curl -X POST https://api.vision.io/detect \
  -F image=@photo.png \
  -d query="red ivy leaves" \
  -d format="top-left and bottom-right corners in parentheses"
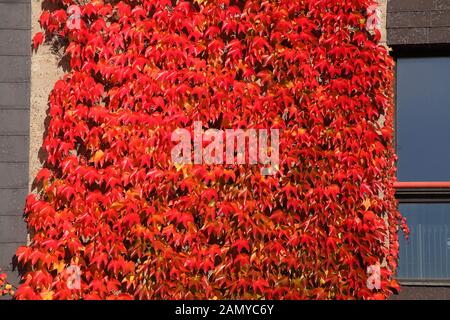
top-left (32, 32), bottom-right (44, 50)
top-left (15, 0), bottom-right (405, 300)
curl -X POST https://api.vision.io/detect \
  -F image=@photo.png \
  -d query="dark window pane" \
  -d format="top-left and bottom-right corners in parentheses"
top-left (397, 57), bottom-right (450, 181)
top-left (398, 203), bottom-right (450, 280)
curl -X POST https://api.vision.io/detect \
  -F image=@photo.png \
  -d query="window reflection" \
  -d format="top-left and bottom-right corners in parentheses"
top-left (398, 203), bottom-right (450, 279)
top-left (397, 57), bottom-right (450, 181)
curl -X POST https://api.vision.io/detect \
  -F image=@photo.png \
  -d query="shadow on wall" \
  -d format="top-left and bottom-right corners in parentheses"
top-left (32, 0), bottom-right (71, 192)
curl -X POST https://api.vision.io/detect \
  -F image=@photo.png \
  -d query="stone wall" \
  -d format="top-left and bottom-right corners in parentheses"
top-left (387, 0), bottom-right (450, 45)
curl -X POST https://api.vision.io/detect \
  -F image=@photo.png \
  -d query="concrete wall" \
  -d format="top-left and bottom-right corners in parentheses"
top-left (30, 0), bottom-right (64, 187)
top-left (0, 0), bottom-right (31, 287)
top-left (378, 0), bottom-right (388, 45)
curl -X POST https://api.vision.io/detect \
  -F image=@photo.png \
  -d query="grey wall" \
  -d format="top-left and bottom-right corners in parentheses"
top-left (391, 286), bottom-right (450, 300)
top-left (388, 0), bottom-right (450, 45)
top-left (0, 0), bottom-right (30, 287)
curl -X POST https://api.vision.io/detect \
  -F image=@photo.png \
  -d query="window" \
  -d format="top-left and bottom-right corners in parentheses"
top-left (398, 203), bottom-right (450, 280)
top-left (397, 57), bottom-right (450, 182)
top-left (396, 57), bottom-right (450, 283)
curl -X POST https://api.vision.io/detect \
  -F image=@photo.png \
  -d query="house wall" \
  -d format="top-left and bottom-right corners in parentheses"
top-left (388, 0), bottom-right (450, 45)
top-left (0, 0), bottom-right (30, 287)
top-left (0, 0), bottom-right (62, 290)
top-left (387, 0), bottom-right (450, 299)
top-left (1, 0), bottom-right (448, 300)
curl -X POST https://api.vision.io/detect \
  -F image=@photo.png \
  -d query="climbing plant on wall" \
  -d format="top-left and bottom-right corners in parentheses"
top-left (15, 0), bottom-right (406, 299)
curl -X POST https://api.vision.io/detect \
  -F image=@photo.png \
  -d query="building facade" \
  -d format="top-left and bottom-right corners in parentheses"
top-left (0, 0), bottom-right (449, 299)
top-left (385, 0), bottom-right (450, 300)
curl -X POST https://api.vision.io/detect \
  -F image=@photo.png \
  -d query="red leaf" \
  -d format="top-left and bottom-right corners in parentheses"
top-left (32, 32), bottom-right (44, 49)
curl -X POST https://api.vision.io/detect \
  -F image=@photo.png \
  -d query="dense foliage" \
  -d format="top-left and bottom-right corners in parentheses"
top-left (15, 0), bottom-right (406, 299)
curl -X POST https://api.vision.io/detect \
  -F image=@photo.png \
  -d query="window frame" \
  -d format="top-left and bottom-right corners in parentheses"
top-left (393, 45), bottom-right (450, 286)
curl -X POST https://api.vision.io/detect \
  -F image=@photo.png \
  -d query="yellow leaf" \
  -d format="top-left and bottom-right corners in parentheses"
top-left (363, 198), bottom-right (371, 210)
top-left (298, 128), bottom-right (307, 136)
top-left (41, 290), bottom-right (54, 300)
top-left (92, 150), bottom-right (104, 162)
top-left (54, 261), bottom-right (65, 273)
top-left (111, 202), bottom-right (124, 210)
top-left (193, 0), bottom-right (208, 5)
